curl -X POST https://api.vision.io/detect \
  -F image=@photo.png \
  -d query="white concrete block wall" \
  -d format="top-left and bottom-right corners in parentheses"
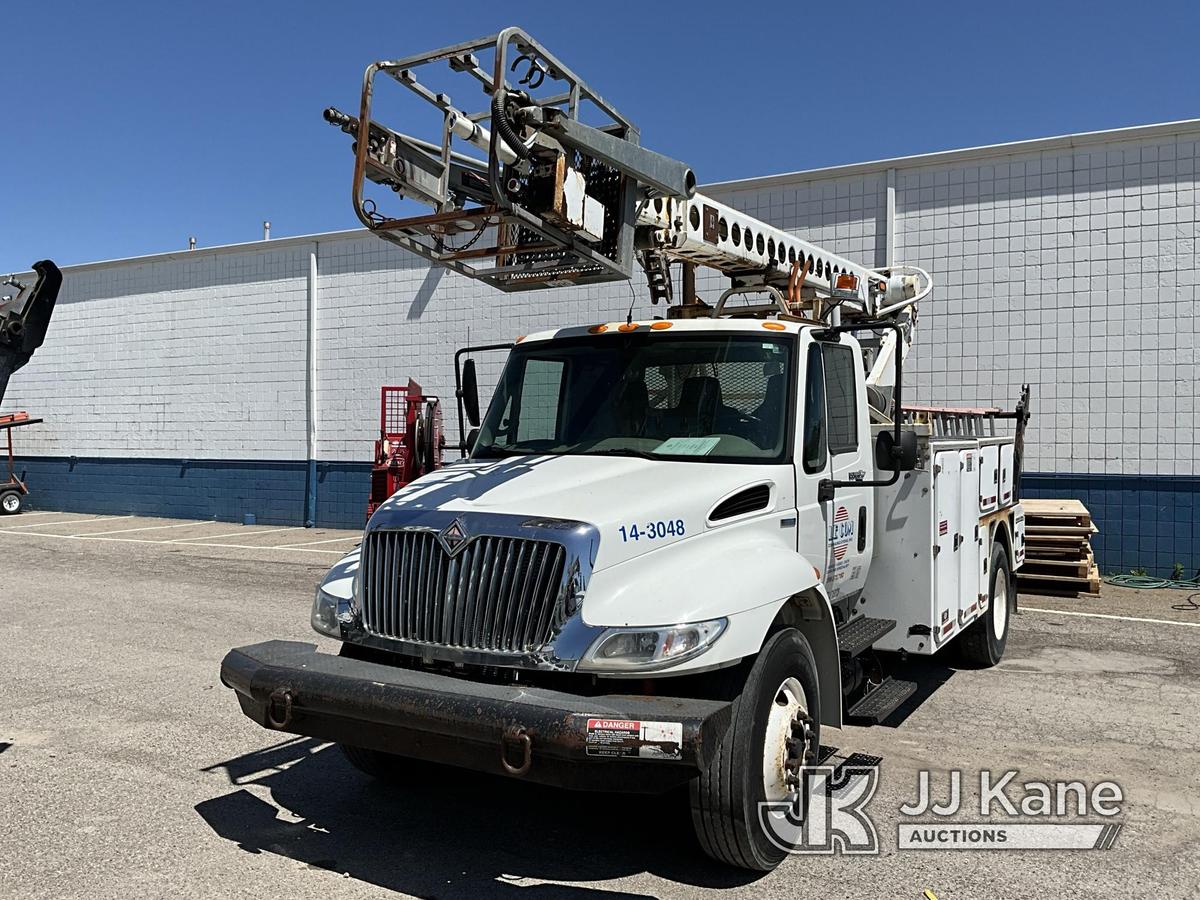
top-left (897, 133), bottom-right (1199, 476)
top-left (5, 245), bottom-right (311, 461)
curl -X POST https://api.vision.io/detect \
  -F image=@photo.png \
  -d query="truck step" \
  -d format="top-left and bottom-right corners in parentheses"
top-left (846, 678), bottom-right (917, 724)
top-left (836, 616), bottom-right (897, 658)
top-left (816, 744), bottom-right (840, 765)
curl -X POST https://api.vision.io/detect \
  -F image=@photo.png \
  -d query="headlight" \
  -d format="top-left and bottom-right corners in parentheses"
top-left (577, 619), bottom-right (727, 672)
top-left (311, 583), bottom-right (354, 638)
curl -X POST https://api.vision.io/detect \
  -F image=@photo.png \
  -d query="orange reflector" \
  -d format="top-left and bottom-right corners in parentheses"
top-left (588, 324), bottom-right (608, 334)
top-left (515, 335), bottom-right (526, 343)
top-left (813, 567), bottom-right (821, 579)
top-left (835, 273), bottom-right (859, 290)
top-left (650, 321), bottom-right (673, 330)
top-left (618, 322), bottom-right (638, 332)
top-left (762, 322), bottom-right (786, 331)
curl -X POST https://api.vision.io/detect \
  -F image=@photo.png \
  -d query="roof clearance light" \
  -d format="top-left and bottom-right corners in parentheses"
top-left (762, 322), bottom-right (786, 331)
top-left (588, 324), bottom-right (608, 334)
top-left (618, 322), bottom-right (638, 332)
top-left (650, 321), bottom-right (673, 330)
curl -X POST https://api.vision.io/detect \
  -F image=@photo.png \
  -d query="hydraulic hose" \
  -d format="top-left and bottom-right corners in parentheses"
top-left (490, 89), bottom-right (531, 161)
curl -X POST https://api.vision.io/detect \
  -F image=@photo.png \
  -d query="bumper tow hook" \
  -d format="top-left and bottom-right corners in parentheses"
top-left (266, 688), bottom-right (294, 729)
top-left (500, 725), bottom-right (532, 776)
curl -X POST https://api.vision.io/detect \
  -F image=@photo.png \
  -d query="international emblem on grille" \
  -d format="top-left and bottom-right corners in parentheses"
top-left (438, 517), bottom-right (469, 555)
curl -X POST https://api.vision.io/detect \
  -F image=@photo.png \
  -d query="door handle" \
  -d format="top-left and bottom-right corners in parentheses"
top-left (857, 506), bottom-right (867, 552)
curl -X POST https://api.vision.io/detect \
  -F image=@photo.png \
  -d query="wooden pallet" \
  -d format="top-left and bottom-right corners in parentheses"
top-left (1018, 499), bottom-right (1100, 598)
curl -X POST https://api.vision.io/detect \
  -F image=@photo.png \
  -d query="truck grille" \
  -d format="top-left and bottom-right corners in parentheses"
top-left (360, 530), bottom-right (568, 653)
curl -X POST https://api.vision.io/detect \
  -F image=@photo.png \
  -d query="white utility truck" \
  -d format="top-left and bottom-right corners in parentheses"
top-left (221, 28), bottom-right (1030, 871)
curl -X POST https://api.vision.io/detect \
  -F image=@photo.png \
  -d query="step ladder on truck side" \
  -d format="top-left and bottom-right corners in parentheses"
top-left (218, 27), bottom-right (1035, 875)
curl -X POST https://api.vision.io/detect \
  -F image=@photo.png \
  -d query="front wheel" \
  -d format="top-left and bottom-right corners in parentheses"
top-left (959, 541), bottom-right (1014, 666)
top-left (690, 627), bottom-right (820, 871)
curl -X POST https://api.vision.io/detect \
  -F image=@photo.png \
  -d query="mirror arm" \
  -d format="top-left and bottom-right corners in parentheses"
top-left (453, 343), bottom-right (513, 458)
top-left (813, 320), bottom-right (906, 498)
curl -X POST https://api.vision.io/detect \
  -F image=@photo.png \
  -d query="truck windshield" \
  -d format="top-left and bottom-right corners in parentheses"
top-left (473, 333), bottom-right (793, 463)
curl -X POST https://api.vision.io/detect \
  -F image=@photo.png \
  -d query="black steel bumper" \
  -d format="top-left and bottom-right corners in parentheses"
top-left (220, 640), bottom-right (732, 792)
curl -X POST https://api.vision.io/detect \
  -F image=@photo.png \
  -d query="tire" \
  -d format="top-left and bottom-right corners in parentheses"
top-left (690, 627), bottom-right (821, 871)
top-left (338, 743), bottom-right (411, 782)
top-left (0, 491), bottom-right (22, 515)
top-left (959, 541), bottom-right (1014, 667)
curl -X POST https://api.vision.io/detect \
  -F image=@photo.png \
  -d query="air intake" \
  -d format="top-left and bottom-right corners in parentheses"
top-left (709, 484), bottom-right (772, 522)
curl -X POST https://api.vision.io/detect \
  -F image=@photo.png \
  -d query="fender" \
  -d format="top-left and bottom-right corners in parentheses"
top-left (582, 531), bottom-right (844, 726)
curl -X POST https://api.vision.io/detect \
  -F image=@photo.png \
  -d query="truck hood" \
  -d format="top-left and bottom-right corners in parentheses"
top-left (373, 454), bottom-right (793, 569)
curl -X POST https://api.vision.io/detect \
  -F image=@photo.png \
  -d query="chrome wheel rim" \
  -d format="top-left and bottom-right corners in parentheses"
top-left (1, 495), bottom-right (17, 513)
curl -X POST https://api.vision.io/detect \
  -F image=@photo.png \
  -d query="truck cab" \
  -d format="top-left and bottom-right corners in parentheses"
top-left (224, 315), bottom-right (1025, 871)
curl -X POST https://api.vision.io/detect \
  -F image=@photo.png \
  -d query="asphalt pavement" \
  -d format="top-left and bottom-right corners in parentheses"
top-left (1, 513), bottom-right (1198, 899)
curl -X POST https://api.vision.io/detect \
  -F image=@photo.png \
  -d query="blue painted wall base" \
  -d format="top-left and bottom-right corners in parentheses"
top-left (9, 456), bottom-right (1198, 578)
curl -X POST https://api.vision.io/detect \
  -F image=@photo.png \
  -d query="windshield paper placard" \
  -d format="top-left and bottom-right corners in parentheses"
top-left (654, 436), bottom-right (719, 456)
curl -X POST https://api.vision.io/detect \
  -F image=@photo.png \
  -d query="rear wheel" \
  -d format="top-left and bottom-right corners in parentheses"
top-left (0, 491), bottom-right (22, 515)
top-left (959, 541), bottom-right (1013, 666)
top-left (690, 627), bottom-right (820, 871)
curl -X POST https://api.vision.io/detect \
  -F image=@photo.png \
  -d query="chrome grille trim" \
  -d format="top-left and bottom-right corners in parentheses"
top-left (361, 529), bottom-right (569, 653)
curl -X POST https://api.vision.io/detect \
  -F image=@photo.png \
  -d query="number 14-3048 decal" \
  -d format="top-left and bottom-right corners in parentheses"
top-left (618, 519), bottom-right (685, 542)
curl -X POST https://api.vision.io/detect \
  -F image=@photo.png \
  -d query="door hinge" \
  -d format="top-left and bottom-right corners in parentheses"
top-left (953, 533), bottom-right (963, 551)
top-left (933, 544), bottom-right (941, 557)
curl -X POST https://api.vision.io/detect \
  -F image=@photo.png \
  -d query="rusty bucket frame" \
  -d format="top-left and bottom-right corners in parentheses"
top-left (342, 27), bottom-right (643, 292)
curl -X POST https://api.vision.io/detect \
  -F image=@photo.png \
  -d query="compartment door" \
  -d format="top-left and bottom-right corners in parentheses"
top-left (1000, 444), bottom-right (1015, 507)
top-left (958, 449), bottom-right (982, 624)
top-left (933, 450), bottom-right (961, 639)
top-left (979, 445), bottom-right (999, 513)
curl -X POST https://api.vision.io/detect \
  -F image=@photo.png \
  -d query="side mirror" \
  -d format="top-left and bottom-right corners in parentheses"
top-left (461, 358), bottom-right (480, 427)
top-left (875, 429), bottom-right (919, 472)
top-left (463, 427), bottom-right (480, 454)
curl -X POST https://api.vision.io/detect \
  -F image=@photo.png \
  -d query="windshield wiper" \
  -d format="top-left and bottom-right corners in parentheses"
top-left (577, 447), bottom-right (660, 461)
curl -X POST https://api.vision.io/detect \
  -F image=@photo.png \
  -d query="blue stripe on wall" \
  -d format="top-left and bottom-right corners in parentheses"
top-left (9, 456), bottom-right (1198, 578)
top-left (1022, 473), bottom-right (1199, 578)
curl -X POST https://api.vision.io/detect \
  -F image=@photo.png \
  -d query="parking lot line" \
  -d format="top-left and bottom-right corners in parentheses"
top-left (79, 520), bottom-right (210, 537)
top-left (270, 535), bottom-right (361, 548)
top-left (1024, 606), bottom-right (1200, 629)
top-left (0, 529), bottom-right (347, 554)
top-left (2, 514), bottom-right (134, 530)
top-left (172, 527), bottom-right (293, 543)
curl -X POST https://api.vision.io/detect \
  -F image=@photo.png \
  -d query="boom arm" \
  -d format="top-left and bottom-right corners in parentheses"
top-left (0, 260), bottom-right (61, 407)
top-left (325, 28), bottom-right (930, 385)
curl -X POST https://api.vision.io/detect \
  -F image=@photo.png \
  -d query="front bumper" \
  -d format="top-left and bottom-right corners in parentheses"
top-left (221, 640), bottom-right (732, 793)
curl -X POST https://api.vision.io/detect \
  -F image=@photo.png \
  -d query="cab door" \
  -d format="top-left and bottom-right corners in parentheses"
top-left (794, 335), bottom-right (873, 616)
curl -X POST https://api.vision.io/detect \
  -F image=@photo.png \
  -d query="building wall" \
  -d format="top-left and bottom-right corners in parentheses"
top-left (5, 122), bottom-right (1198, 575)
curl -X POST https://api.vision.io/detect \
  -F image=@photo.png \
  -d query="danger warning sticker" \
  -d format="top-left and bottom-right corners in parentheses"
top-left (584, 718), bottom-right (683, 760)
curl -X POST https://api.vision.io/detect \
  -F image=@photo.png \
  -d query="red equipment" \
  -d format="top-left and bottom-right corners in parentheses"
top-left (0, 411), bottom-right (43, 515)
top-left (367, 380), bottom-right (444, 520)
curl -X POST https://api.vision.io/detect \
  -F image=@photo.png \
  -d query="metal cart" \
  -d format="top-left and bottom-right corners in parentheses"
top-left (0, 412), bottom-right (42, 515)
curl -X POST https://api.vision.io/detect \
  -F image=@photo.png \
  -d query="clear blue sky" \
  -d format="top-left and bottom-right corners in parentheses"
top-left (3, 0), bottom-right (1197, 272)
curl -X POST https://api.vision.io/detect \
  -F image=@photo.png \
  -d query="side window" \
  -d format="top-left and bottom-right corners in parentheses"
top-left (802, 343), bottom-right (827, 473)
top-left (514, 358), bottom-right (565, 443)
top-left (824, 344), bottom-right (859, 456)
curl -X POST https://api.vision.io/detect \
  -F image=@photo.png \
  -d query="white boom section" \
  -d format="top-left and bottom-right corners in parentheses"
top-left (637, 193), bottom-right (880, 311)
top-left (637, 192), bottom-right (929, 390)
